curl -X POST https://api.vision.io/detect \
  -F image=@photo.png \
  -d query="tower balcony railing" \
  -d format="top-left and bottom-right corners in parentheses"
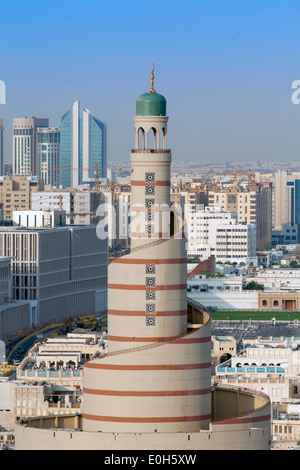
top-left (131, 149), bottom-right (171, 153)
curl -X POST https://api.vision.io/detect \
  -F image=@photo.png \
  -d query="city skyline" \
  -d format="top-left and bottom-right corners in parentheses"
top-left (1, 1), bottom-right (300, 164)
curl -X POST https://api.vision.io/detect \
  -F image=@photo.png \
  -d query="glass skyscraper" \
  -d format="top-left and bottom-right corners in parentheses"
top-left (60, 101), bottom-right (107, 188)
top-left (36, 127), bottom-right (60, 186)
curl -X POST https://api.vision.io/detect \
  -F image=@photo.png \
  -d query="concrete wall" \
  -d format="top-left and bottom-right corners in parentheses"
top-left (14, 385), bottom-right (271, 450)
top-left (188, 291), bottom-right (258, 310)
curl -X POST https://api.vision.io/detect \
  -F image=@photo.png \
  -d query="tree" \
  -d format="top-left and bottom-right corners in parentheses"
top-left (243, 281), bottom-right (264, 291)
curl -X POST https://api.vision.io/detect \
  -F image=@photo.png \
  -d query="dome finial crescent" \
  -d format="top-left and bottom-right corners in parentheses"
top-left (149, 63), bottom-right (156, 93)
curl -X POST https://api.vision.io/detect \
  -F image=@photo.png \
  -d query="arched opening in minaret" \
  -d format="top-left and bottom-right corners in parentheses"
top-left (161, 127), bottom-right (167, 149)
top-left (147, 127), bottom-right (157, 150)
top-left (137, 127), bottom-right (145, 150)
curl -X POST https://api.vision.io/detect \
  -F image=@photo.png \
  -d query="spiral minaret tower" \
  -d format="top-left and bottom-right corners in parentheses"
top-left (83, 69), bottom-right (212, 433)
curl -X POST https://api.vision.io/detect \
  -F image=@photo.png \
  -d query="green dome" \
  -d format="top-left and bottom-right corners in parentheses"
top-left (136, 91), bottom-right (166, 117)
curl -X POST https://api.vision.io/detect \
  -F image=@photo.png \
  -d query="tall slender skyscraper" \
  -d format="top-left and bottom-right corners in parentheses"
top-left (13, 117), bottom-right (49, 176)
top-left (36, 127), bottom-right (60, 186)
top-left (0, 119), bottom-right (4, 176)
top-left (60, 101), bottom-right (107, 188)
top-left (13, 73), bottom-right (271, 451)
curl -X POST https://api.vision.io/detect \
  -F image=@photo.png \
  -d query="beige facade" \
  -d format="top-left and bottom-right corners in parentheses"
top-left (13, 117), bottom-right (49, 176)
top-left (0, 175), bottom-right (43, 220)
top-left (15, 384), bottom-right (271, 450)
top-left (101, 183), bottom-right (132, 249)
top-left (258, 291), bottom-right (300, 310)
top-left (170, 185), bottom-right (208, 215)
top-left (0, 380), bottom-right (81, 436)
top-left (208, 181), bottom-right (272, 250)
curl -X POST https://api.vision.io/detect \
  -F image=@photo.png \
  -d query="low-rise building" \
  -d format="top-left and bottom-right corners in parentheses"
top-left (187, 274), bottom-right (259, 310)
top-left (0, 331), bottom-right (106, 447)
top-left (13, 209), bottom-right (66, 228)
top-left (0, 225), bottom-right (107, 326)
top-left (0, 175), bottom-right (43, 221)
top-left (213, 337), bottom-right (300, 443)
top-left (16, 332), bottom-right (106, 387)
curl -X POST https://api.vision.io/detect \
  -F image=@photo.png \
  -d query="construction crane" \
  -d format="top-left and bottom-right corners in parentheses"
top-left (30, 163), bottom-right (126, 217)
top-left (33, 193), bottom-right (97, 218)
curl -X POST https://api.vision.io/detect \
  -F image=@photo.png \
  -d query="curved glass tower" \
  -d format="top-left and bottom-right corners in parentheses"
top-left (60, 101), bottom-right (107, 188)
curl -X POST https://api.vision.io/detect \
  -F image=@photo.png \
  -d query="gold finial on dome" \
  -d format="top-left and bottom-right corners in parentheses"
top-left (149, 64), bottom-right (156, 93)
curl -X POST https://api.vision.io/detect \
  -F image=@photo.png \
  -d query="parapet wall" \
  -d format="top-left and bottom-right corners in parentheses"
top-left (14, 386), bottom-right (271, 450)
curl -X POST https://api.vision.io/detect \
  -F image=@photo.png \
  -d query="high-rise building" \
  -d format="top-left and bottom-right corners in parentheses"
top-left (187, 206), bottom-right (257, 265)
top-left (13, 117), bottom-right (49, 176)
top-left (273, 170), bottom-right (300, 238)
top-left (0, 119), bottom-right (4, 176)
top-left (170, 184), bottom-right (208, 216)
top-left (36, 127), bottom-right (60, 186)
top-left (208, 180), bottom-right (272, 250)
top-left (100, 183), bottom-right (131, 249)
top-left (60, 101), bottom-right (107, 188)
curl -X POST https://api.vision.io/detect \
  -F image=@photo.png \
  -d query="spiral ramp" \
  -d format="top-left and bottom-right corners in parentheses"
top-left (83, 220), bottom-right (212, 434)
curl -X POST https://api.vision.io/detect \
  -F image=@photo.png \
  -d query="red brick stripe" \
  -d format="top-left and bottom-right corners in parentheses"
top-left (108, 283), bottom-right (187, 291)
top-left (83, 387), bottom-right (211, 397)
top-left (107, 335), bottom-right (210, 344)
top-left (83, 413), bottom-right (211, 423)
top-left (131, 206), bottom-right (171, 212)
top-left (131, 181), bottom-right (170, 186)
top-left (85, 362), bottom-right (211, 370)
top-left (108, 309), bottom-right (187, 317)
top-left (130, 232), bottom-right (172, 239)
top-left (112, 258), bottom-right (186, 264)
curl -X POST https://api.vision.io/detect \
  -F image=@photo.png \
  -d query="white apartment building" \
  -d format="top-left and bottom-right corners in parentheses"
top-left (187, 206), bottom-right (257, 266)
top-left (187, 274), bottom-right (258, 310)
top-left (215, 341), bottom-right (300, 406)
top-left (247, 268), bottom-right (300, 291)
top-left (31, 190), bottom-right (73, 223)
top-left (13, 210), bottom-right (66, 228)
top-left (31, 188), bottom-right (101, 225)
top-left (213, 334), bottom-right (300, 446)
top-left (73, 189), bottom-right (102, 225)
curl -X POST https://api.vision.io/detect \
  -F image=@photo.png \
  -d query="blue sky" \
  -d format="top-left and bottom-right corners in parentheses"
top-left (1, 0), bottom-right (300, 163)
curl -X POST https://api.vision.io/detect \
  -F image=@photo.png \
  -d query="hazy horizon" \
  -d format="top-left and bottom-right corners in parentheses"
top-left (1, 1), bottom-right (300, 165)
